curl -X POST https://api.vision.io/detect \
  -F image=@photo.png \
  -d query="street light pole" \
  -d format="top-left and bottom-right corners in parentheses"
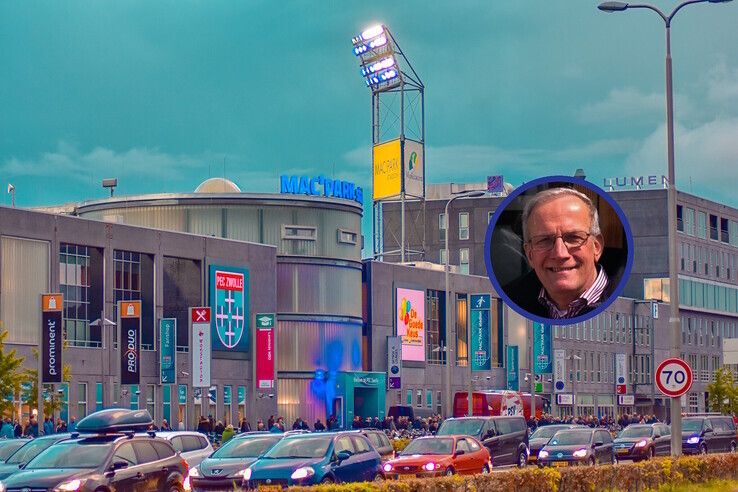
top-left (598, 0), bottom-right (733, 457)
top-left (444, 189), bottom-right (485, 418)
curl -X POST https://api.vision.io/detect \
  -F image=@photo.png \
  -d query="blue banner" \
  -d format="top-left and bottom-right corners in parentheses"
top-left (224, 386), bottom-right (232, 405)
top-left (470, 294), bottom-right (491, 371)
top-left (238, 386), bottom-right (246, 406)
top-left (178, 384), bottom-right (187, 405)
top-left (506, 345), bottom-right (519, 391)
top-left (209, 265), bottom-right (250, 353)
top-left (533, 323), bottom-right (552, 374)
top-left (160, 318), bottom-right (176, 384)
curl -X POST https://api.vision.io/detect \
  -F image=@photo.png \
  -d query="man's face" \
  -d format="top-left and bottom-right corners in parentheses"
top-left (523, 194), bottom-right (604, 309)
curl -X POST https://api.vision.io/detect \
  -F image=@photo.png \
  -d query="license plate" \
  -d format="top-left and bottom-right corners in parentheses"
top-left (553, 461), bottom-right (569, 467)
top-left (399, 474), bottom-right (416, 481)
top-left (617, 449), bottom-right (629, 454)
top-left (529, 455), bottom-right (538, 461)
top-left (258, 486), bottom-right (282, 492)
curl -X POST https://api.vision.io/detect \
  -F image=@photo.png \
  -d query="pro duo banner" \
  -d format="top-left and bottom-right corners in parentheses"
top-left (119, 301), bottom-right (141, 386)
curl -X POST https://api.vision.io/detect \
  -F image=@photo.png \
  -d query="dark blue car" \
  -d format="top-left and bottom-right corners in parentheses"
top-left (242, 431), bottom-right (383, 487)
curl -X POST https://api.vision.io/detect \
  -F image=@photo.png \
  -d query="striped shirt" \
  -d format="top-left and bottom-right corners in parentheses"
top-left (538, 266), bottom-right (609, 319)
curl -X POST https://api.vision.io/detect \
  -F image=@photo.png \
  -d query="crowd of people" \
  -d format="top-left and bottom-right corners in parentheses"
top-left (528, 413), bottom-right (662, 433)
top-left (0, 416), bottom-right (78, 438)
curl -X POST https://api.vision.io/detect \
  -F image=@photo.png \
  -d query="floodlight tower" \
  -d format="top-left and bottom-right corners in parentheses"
top-left (352, 24), bottom-right (425, 262)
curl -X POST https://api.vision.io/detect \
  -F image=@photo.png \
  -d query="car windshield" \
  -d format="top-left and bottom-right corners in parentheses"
top-left (548, 431), bottom-right (592, 446)
top-left (263, 436), bottom-right (331, 459)
top-left (619, 427), bottom-right (652, 438)
top-left (26, 442), bottom-right (110, 469)
top-left (683, 420), bottom-right (703, 432)
top-left (0, 441), bottom-right (25, 461)
top-left (531, 426), bottom-right (569, 440)
top-left (400, 438), bottom-right (453, 456)
top-left (5, 438), bottom-right (57, 465)
top-left (437, 419), bottom-right (484, 437)
top-left (212, 437), bottom-right (281, 459)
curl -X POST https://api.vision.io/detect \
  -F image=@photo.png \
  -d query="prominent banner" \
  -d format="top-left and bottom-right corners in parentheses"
top-left (396, 287), bottom-right (425, 361)
top-left (209, 265), bottom-right (250, 353)
top-left (159, 318), bottom-right (176, 384)
top-left (554, 349), bottom-right (566, 393)
top-left (387, 336), bottom-right (402, 389)
top-left (615, 353), bottom-right (627, 394)
top-left (190, 307), bottom-right (212, 388)
top-left (403, 139), bottom-right (424, 198)
top-left (533, 323), bottom-right (552, 374)
top-left (119, 301), bottom-right (141, 386)
top-left (506, 345), bottom-right (519, 391)
top-left (470, 294), bottom-right (491, 371)
top-left (255, 313), bottom-right (275, 390)
top-left (41, 294), bottom-right (63, 383)
top-left (373, 139), bottom-right (401, 200)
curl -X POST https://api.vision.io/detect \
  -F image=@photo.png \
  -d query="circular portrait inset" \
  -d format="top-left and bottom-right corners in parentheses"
top-left (484, 176), bottom-right (634, 325)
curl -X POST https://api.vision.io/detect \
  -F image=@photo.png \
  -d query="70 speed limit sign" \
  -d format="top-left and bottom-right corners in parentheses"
top-left (655, 358), bottom-right (694, 398)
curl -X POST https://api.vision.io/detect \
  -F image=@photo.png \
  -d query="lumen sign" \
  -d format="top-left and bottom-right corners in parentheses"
top-left (280, 175), bottom-right (363, 204)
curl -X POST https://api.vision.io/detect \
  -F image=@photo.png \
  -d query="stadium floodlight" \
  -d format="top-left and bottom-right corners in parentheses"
top-left (360, 56), bottom-right (395, 77)
top-left (352, 24), bottom-right (405, 92)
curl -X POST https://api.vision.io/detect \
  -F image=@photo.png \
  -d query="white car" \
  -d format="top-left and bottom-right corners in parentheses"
top-left (158, 431), bottom-right (214, 468)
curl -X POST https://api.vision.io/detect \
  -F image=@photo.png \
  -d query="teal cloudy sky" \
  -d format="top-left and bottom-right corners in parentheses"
top-left (2, 1), bottom-right (737, 210)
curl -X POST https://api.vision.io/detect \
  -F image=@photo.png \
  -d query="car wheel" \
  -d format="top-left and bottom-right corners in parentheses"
top-left (481, 464), bottom-right (490, 474)
top-left (373, 473), bottom-right (385, 482)
top-left (444, 467), bottom-right (455, 476)
top-left (518, 450), bottom-right (528, 468)
top-left (588, 456), bottom-right (596, 466)
top-left (700, 444), bottom-right (707, 455)
top-left (167, 484), bottom-right (183, 492)
top-left (321, 476), bottom-right (335, 484)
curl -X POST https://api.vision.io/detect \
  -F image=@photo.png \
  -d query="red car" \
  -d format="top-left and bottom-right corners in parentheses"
top-left (383, 436), bottom-right (491, 479)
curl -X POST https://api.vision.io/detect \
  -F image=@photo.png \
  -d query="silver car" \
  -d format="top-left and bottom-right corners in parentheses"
top-left (158, 431), bottom-right (214, 468)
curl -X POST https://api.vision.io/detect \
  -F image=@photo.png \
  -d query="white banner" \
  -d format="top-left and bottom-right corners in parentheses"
top-left (387, 336), bottom-right (402, 390)
top-left (615, 353), bottom-right (627, 388)
top-left (190, 307), bottom-right (211, 388)
top-left (554, 349), bottom-right (566, 393)
top-left (403, 139), bottom-right (424, 198)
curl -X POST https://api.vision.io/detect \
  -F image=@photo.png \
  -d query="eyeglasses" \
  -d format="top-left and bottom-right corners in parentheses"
top-left (527, 231), bottom-right (592, 252)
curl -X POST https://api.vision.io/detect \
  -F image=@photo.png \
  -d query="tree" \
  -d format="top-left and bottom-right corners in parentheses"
top-left (21, 347), bottom-right (72, 418)
top-left (706, 367), bottom-right (738, 415)
top-left (0, 329), bottom-right (26, 416)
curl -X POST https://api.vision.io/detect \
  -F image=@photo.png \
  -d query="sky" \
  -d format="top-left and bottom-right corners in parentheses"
top-left (2, 1), bottom-right (738, 215)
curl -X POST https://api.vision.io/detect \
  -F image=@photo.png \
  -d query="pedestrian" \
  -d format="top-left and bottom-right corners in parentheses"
top-left (26, 416), bottom-right (39, 437)
top-left (221, 424), bottom-right (235, 444)
top-left (43, 417), bottom-right (53, 436)
top-left (256, 419), bottom-right (265, 431)
top-left (240, 418), bottom-right (251, 433)
top-left (314, 419), bottom-right (325, 431)
top-left (13, 420), bottom-right (22, 438)
top-left (0, 418), bottom-right (13, 439)
top-left (178, 419), bottom-right (185, 431)
top-left (161, 419), bottom-right (171, 431)
top-left (68, 416), bottom-right (77, 433)
top-left (267, 415), bottom-right (275, 430)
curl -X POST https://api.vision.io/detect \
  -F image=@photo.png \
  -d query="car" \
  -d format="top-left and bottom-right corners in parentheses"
top-left (436, 416), bottom-right (529, 468)
top-left (0, 408), bottom-right (188, 492)
top-left (382, 435), bottom-right (490, 479)
top-left (186, 432), bottom-right (283, 491)
top-left (242, 431), bottom-right (383, 487)
top-left (358, 429), bottom-right (395, 461)
top-left (682, 415), bottom-right (737, 454)
top-left (0, 440), bottom-right (28, 464)
top-left (528, 425), bottom-right (583, 463)
top-left (613, 423), bottom-right (671, 461)
top-left (0, 434), bottom-right (73, 481)
top-left (158, 431), bottom-right (214, 468)
top-left (538, 428), bottom-right (615, 467)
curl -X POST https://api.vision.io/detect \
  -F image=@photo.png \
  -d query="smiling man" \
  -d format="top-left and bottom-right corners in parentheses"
top-left (504, 187), bottom-right (615, 320)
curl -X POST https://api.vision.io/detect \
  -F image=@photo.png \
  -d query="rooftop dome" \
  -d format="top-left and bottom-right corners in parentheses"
top-left (194, 178), bottom-right (242, 193)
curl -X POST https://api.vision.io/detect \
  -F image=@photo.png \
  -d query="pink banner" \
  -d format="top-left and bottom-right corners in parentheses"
top-left (256, 328), bottom-right (275, 389)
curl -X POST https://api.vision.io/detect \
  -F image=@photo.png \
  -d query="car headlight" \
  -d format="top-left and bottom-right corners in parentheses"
top-left (383, 463), bottom-right (393, 472)
top-left (291, 467), bottom-right (315, 480)
top-left (188, 467), bottom-right (200, 477)
top-left (635, 440), bottom-right (648, 448)
top-left (55, 479), bottom-right (84, 492)
top-left (573, 449), bottom-right (588, 458)
top-left (0, 481), bottom-right (5, 492)
top-left (539, 450), bottom-right (549, 459)
top-left (687, 436), bottom-right (700, 444)
top-left (423, 462), bottom-right (440, 471)
top-left (238, 468), bottom-right (252, 480)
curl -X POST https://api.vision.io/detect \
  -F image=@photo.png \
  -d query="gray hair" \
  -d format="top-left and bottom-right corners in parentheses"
top-left (521, 187), bottom-right (601, 242)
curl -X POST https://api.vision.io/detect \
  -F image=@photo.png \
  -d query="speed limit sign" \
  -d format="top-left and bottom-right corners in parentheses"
top-left (655, 358), bottom-right (693, 398)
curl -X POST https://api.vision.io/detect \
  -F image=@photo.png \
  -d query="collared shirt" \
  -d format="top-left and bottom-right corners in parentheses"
top-left (538, 266), bottom-right (609, 319)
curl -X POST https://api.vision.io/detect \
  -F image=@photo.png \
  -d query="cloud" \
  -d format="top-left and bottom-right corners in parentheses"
top-left (623, 118), bottom-right (738, 202)
top-left (577, 87), bottom-right (695, 124)
top-left (706, 61), bottom-right (738, 103)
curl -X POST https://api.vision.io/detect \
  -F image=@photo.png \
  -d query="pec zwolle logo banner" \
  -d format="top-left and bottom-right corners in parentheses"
top-left (215, 271), bottom-right (246, 349)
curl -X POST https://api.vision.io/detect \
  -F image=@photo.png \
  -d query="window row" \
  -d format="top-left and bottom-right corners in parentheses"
top-left (553, 311), bottom-right (651, 347)
top-left (678, 205), bottom-right (738, 246)
top-left (679, 241), bottom-right (737, 282)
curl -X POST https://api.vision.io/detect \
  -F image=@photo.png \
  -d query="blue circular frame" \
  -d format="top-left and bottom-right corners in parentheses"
top-left (483, 175), bottom-right (635, 325)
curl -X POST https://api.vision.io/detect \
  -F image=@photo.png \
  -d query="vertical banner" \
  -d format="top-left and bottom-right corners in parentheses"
top-left (223, 386), bottom-right (232, 405)
top-left (470, 294), bottom-right (491, 371)
top-left (119, 301), bottom-right (141, 386)
top-left (387, 336), bottom-right (402, 389)
top-left (506, 345), bottom-right (519, 391)
top-left (178, 384), bottom-right (187, 405)
top-left (554, 349), bottom-right (566, 393)
top-left (255, 313), bottom-right (275, 389)
top-left (238, 386), bottom-right (246, 406)
top-left (533, 323), bottom-right (552, 374)
top-left (190, 307), bottom-right (212, 388)
top-left (159, 318), bottom-right (176, 384)
top-left (615, 353), bottom-right (627, 394)
top-left (209, 265), bottom-right (250, 353)
top-left (41, 294), bottom-right (63, 383)
top-left (396, 287), bottom-right (426, 361)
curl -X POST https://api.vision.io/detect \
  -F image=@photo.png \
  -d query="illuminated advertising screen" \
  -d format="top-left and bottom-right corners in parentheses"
top-left (396, 287), bottom-right (425, 362)
top-left (373, 139), bottom-right (401, 200)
